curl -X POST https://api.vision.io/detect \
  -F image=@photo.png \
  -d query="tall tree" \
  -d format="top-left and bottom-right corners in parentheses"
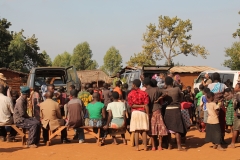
top-left (102, 46), bottom-right (122, 75)
top-left (127, 52), bottom-right (156, 66)
top-left (8, 31), bottom-right (26, 70)
top-left (223, 42), bottom-right (240, 70)
top-left (71, 42), bottom-right (97, 70)
top-left (52, 51), bottom-right (71, 67)
top-left (41, 50), bottom-right (52, 66)
top-left (140, 15), bottom-right (209, 66)
top-left (233, 11), bottom-right (240, 38)
top-left (0, 18), bottom-right (12, 68)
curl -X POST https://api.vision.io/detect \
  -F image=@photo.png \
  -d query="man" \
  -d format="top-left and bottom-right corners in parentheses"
top-left (67, 89), bottom-right (85, 143)
top-left (102, 83), bottom-right (112, 108)
top-left (13, 86), bottom-right (40, 148)
top-left (202, 73), bottom-right (212, 87)
top-left (0, 85), bottom-right (17, 142)
top-left (0, 73), bottom-right (11, 98)
top-left (113, 81), bottom-right (122, 99)
top-left (128, 79), bottom-right (149, 151)
top-left (40, 91), bottom-right (70, 144)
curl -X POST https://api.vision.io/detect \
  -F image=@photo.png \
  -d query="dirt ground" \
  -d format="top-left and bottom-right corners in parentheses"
top-left (0, 128), bottom-right (240, 160)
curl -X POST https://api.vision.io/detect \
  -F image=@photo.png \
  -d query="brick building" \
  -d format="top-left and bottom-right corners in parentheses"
top-left (0, 68), bottom-right (28, 92)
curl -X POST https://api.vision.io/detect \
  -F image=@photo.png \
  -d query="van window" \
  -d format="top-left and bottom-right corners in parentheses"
top-left (222, 74), bottom-right (234, 87)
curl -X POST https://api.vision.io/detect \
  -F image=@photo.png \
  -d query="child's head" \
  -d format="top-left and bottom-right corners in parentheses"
top-left (206, 91), bottom-right (215, 102)
top-left (65, 97), bottom-right (70, 104)
top-left (224, 88), bottom-right (233, 98)
top-left (183, 90), bottom-right (189, 96)
top-left (122, 83), bottom-right (128, 90)
top-left (203, 87), bottom-right (210, 95)
top-left (194, 88), bottom-right (199, 94)
top-left (88, 88), bottom-right (94, 95)
top-left (103, 83), bottom-right (109, 89)
top-left (186, 86), bottom-right (191, 92)
top-left (184, 95), bottom-right (191, 102)
top-left (112, 91), bottom-right (119, 100)
top-left (199, 84), bottom-right (204, 91)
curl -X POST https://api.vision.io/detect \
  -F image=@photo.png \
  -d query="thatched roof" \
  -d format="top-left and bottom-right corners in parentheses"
top-left (77, 70), bottom-right (111, 84)
top-left (170, 66), bottom-right (217, 73)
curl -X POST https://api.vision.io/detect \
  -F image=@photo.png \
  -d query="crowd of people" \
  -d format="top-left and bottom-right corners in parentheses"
top-left (0, 71), bottom-right (240, 151)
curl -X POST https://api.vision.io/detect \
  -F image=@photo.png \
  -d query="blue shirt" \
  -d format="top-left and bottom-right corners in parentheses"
top-left (202, 95), bottom-right (207, 111)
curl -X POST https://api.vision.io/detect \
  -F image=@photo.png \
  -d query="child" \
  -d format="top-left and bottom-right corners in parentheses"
top-left (195, 84), bottom-right (204, 131)
top-left (200, 87), bottom-right (210, 132)
top-left (205, 92), bottom-right (225, 151)
top-left (224, 88), bottom-right (234, 133)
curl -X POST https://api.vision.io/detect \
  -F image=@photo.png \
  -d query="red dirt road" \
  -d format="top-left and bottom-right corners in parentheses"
top-left (0, 128), bottom-right (239, 160)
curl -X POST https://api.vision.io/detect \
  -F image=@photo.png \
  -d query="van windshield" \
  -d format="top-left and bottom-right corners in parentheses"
top-left (195, 72), bottom-right (234, 87)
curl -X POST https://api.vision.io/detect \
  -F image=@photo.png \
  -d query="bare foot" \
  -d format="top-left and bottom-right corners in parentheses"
top-left (168, 144), bottom-right (173, 150)
top-left (178, 147), bottom-right (187, 151)
top-left (213, 144), bottom-right (217, 149)
top-left (228, 144), bottom-right (235, 148)
top-left (144, 147), bottom-right (148, 151)
top-left (152, 147), bottom-right (156, 151)
top-left (123, 139), bottom-right (127, 145)
top-left (135, 147), bottom-right (140, 151)
top-left (158, 147), bottom-right (163, 151)
top-left (217, 146), bottom-right (225, 151)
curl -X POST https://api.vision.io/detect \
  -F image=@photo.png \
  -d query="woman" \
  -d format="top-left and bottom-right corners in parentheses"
top-left (86, 92), bottom-right (106, 144)
top-left (207, 72), bottom-right (227, 144)
top-left (104, 91), bottom-right (127, 145)
top-left (163, 76), bottom-right (186, 151)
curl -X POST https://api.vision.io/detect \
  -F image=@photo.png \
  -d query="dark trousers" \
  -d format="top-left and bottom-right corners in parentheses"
top-left (0, 126), bottom-right (17, 137)
top-left (42, 125), bottom-right (67, 142)
top-left (16, 118), bottom-right (40, 145)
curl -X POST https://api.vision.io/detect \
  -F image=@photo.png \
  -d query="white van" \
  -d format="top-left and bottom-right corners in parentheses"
top-left (193, 70), bottom-right (240, 89)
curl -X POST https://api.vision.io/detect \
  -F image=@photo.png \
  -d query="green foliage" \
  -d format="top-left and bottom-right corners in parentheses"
top-left (223, 42), bottom-right (240, 70)
top-left (71, 42), bottom-right (97, 70)
top-left (233, 11), bottom-right (240, 38)
top-left (0, 18), bottom-right (51, 72)
top-left (102, 46), bottom-right (122, 75)
top-left (127, 52), bottom-right (156, 67)
top-left (41, 50), bottom-right (52, 66)
top-left (132, 15), bottom-right (209, 66)
top-left (0, 18), bottom-right (12, 68)
top-left (52, 51), bottom-right (71, 67)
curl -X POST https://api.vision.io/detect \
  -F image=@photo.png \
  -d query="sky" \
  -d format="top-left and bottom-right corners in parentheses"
top-left (0, 0), bottom-right (239, 70)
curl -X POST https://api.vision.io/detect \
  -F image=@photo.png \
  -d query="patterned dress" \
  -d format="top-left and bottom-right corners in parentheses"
top-left (226, 99), bottom-right (234, 125)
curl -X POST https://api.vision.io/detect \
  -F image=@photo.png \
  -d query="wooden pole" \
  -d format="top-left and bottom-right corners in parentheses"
top-left (96, 71), bottom-right (99, 88)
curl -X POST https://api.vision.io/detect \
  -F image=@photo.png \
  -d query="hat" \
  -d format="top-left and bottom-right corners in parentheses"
top-left (20, 86), bottom-right (30, 94)
top-left (0, 73), bottom-right (6, 81)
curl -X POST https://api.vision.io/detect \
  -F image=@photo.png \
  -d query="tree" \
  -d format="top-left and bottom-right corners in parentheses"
top-left (127, 52), bottom-right (156, 67)
top-left (71, 42), bottom-right (97, 70)
top-left (52, 51), bottom-right (71, 67)
top-left (141, 15), bottom-right (209, 66)
top-left (41, 50), bottom-right (52, 66)
top-left (102, 46), bottom-right (122, 76)
top-left (0, 18), bottom-right (12, 68)
top-left (233, 11), bottom-right (240, 38)
top-left (223, 42), bottom-right (240, 70)
top-left (8, 31), bottom-right (26, 70)
top-left (88, 60), bottom-right (99, 70)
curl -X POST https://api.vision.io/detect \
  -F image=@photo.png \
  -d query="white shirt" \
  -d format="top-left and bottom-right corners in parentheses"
top-left (107, 102), bottom-right (126, 118)
top-left (0, 93), bottom-right (14, 125)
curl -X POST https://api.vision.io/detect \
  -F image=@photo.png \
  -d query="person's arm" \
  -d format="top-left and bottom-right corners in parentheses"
top-left (101, 107), bottom-right (106, 119)
top-left (144, 93), bottom-right (149, 114)
top-left (200, 96), bottom-right (204, 110)
top-left (56, 104), bottom-right (62, 119)
top-left (234, 84), bottom-right (240, 92)
top-left (7, 97), bottom-right (14, 114)
top-left (103, 110), bottom-right (112, 129)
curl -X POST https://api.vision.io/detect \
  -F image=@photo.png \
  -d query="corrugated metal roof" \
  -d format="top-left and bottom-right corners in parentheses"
top-left (170, 66), bottom-right (217, 73)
